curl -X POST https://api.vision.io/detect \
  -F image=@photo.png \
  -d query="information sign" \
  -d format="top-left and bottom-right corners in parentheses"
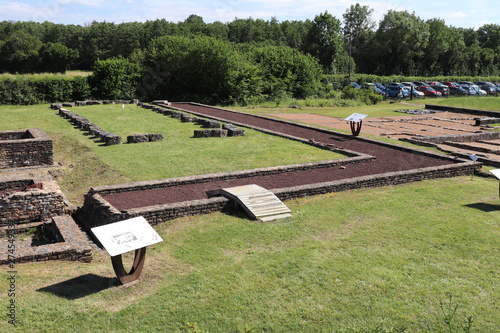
top-left (91, 216), bottom-right (163, 257)
top-left (345, 113), bottom-right (368, 123)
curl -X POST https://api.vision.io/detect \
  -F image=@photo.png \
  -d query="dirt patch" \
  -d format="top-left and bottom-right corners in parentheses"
top-left (268, 111), bottom-right (484, 140)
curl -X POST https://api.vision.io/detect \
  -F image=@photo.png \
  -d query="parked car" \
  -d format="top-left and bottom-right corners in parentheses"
top-left (448, 85), bottom-right (467, 96)
top-left (374, 82), bottom-right (388, 93)
top-left (477, 88), bottom-right (487, 96)
top-left (385, 84), bottom-right (409, 98)
top-left (385, 82), bottom-right (405, 89)
top-left (349, 82), bottom-right (361, 89)
top-left (413, 81), bottom-right (429, 87)
top-left (416, 86), bottom-right (442, 97)
top-left (458, 82), bottom-right (479, 95)
top-left (431, 84), bottom-right (449, 96)
top-left (403, 86), bottom-right (424, 98)
top-left (361, 83), bottom-right (385, 95)
top-left (475, 81), bottom-right (498, 95)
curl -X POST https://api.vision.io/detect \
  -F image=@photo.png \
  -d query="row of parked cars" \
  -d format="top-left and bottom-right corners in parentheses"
top-left (350, 81), bottom-right (500, 98)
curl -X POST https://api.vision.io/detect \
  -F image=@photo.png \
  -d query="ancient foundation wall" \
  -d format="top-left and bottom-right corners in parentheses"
top-left (78, 160), bottom-right (477, 230)
top-left (0, 189), bottom-right (67, 227)
top-left (0, 128), bottom-right (53, 169)
top-left (426, 104), bottom-right (500, 118)
top-left (0, 216), bottom-right (92, 264)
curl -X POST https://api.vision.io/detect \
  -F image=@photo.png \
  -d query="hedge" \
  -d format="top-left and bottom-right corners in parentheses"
top-left (0, 76), bottom-right (90, 105)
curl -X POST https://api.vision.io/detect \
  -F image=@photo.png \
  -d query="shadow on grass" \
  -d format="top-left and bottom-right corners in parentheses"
top-left (37, 274), bottom-right (116, 300)
top-left (464, 202), bottom-right (500, 212)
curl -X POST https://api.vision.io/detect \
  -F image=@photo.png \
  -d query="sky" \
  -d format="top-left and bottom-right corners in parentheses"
top-left (0, 0), bottom-right (498, 29)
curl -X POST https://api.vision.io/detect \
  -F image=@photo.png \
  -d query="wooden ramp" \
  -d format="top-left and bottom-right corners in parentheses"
top-left (221, 184), bottom-right (292, 222)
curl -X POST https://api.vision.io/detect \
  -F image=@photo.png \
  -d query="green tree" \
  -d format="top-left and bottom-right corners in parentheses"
top-left (248, 44), bottom-right (324, 99)
top-left (373, 10), bottom-right (430, 75)
top-left (304, 11), bottom-right (344, 73)
top-left (342, 3), bottom-right (375, 75)
top-left (142, 35), bottom-right (260, 104)
top-left (39, 42), bottom-right (78, 73)
top-left (88, 57), bottom-right (141, 100)
top-left (0, 30), bottom-right (42, 73)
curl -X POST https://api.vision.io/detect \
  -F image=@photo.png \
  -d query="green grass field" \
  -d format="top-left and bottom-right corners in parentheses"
top-left (1, 100), bottom-right (499, 332)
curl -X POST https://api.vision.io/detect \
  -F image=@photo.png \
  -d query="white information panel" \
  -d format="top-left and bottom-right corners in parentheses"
top-left (91, 216), bottom-right (163, 256)
top-left (345, 113), bottom-right (368, 123)
top-left (490, 169), bottom-right (500, 180)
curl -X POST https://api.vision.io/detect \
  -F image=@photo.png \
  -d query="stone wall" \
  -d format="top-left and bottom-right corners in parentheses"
top-left (426, 104), bottom-right (500, 118)
top-left (138, 102), bottom-right (246, 138)
top-left (77, 156), bottom-right (477, 229)
top-left (0, 188), bottom-right (67, 227)
top-left (0, 128), bottom-right (53, 169)
top-left (0, 215), bottom-right (92, 264)
top-left (403, 132), bottom-right (500, 144)
top-left (57, 108), bottom-right (122, 146)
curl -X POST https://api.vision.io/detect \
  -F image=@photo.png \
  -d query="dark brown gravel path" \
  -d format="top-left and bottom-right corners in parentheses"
top-left (103, 103), bottom-right (455, 211)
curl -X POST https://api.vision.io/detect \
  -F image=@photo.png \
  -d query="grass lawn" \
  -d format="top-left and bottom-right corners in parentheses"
top-left (1, 100), bottom-right (499, 332)
top-left (1, 177), bottom-right (498, 332)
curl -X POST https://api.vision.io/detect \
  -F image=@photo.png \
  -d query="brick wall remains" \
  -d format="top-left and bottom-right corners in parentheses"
top-left (0, 128), bottom-right (53, 169)
top-left (0, 189), bottom-right (67, 227)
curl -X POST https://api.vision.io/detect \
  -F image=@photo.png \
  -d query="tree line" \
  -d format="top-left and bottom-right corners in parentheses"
top-left (0, 4), bottom-right (499, 104)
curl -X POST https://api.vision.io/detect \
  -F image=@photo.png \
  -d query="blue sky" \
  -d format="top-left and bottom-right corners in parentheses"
top-left (0, 0), bottom-right (497, 29)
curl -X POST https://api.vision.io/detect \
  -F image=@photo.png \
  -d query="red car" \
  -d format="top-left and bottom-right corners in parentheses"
top-left (416, 86), bottom-right (442, 97)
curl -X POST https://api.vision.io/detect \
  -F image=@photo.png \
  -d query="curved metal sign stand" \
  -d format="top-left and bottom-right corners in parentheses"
top-left (111, 247), bottom-right (147, 285)
top-left (92, 217), bottom-right (163, 285)
top-left (345, 113), bottom-right (368, 137)
top-left (350, 121), bottom-right (363, 136)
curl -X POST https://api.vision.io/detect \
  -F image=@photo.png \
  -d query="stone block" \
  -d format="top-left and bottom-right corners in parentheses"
top-left (181, 114), bottom-right (196, 122)
top-left (202, 120), bottom-right (221, 128)
top-left (147, 134), bottom-right (164, 142)
top-left (127, 134), bottom-right (149, 143)
top-left (228, 128), bottom-right (245, 137)
top-left (105, 134), bottom-right (122, 146)
top-left (194, 130), bottom-right (212, 138)
top-left (51, 103), bottom-right (63, 110)
top-left (211, 129), bottom-right (228, 137)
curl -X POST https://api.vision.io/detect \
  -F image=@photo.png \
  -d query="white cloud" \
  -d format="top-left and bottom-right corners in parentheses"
top-left (57, 0), bottom-right (104, 6)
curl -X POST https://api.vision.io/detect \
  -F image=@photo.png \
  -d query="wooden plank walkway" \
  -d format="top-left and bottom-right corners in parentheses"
top-left (221, 184), bottom-right (292, 222)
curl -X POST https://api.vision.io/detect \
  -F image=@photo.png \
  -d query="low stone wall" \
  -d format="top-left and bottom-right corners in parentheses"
top-left (0, 215), bottom-right (92, 265)
top-left (0, 128), bottom-right (53, 169)
top-left (474, 117), bottom-right (500, 126)
top-left (76, 154), bottom-right (477, 229)
top-left (426, 104), bottom-right (500, 118)
top-left (402, 132), bottom-right (500, 144)
top-left (0, 179), bottom-right (34, 192)
top-left (138, 102), bottom-right (246, 138)
top-left (0, 188), bottom-right (67, 227)
top-left (58, 108), bottom-right (122, 146)
top-left (50, 99), bottom-right (139, 110)
top-left (127, 133), bottom-right (164, 143)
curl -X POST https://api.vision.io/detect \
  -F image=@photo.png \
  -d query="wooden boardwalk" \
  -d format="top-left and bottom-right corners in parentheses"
top-left (221, 184), bottom-right (292, 222)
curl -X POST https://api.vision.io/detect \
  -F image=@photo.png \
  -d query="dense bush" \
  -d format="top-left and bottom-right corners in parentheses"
top-left (0, 76), bottom-right (90, 105)
top-left (88, 57), bottom-right (141, 100)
